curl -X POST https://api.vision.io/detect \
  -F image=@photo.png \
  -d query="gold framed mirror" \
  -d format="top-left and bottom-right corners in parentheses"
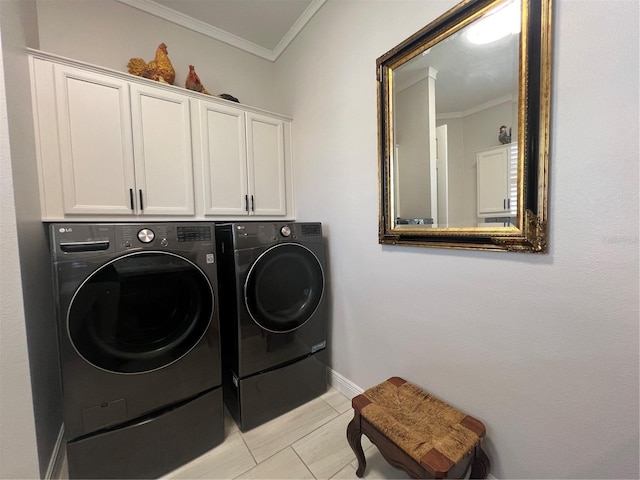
top-left (377, 0), bottom-right (551, 252)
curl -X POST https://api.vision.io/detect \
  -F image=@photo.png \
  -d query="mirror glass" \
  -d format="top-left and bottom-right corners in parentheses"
top-left (378, 0), bottom-right (551, 252)
top-left (393, 0), bottom-right (519, 228)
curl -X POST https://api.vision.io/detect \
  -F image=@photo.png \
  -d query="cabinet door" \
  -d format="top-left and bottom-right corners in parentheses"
top-left (130, 84), bottom-right (195, 216)
top-left (477, 146), bottom-right (510, 216)
top-left (55, 65), bottom-right (135, 215)
top-left (197, 101), bottom-right (249, 216)
top-left (246, 112), bottom-right (287, 216)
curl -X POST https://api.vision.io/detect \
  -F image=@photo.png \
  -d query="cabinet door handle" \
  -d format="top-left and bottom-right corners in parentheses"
top-left (251, 195), bottom-right (255, 212)
top-left (504, 199), bottom-right (507, 210)
top-left (129, 189), bottom-right (134, 210)
top-left (507, 198), bottom-right (511, 209)
top-left (244, 195), bottom-right (249, 213)
top-left (139, 189), bottom-right (144, 211)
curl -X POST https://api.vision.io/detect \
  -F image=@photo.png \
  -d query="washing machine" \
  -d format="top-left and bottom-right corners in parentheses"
top-left (50, 223), bottom-right (224, 479)
top-left (215, 222), bottom-right (328, 431)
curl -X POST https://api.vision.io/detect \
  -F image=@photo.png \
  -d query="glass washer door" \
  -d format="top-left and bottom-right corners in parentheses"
top-left (244, 243), bottom-right (324, 333)
top-left (67, 251), bottom-right (213, 374)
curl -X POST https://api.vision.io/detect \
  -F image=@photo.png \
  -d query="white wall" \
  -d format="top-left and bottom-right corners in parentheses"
top-left (396, 78), bottom-right (432, 219)
top-left (0, 4), bottom-right (40, 478)
top-left (276, 0), bottom-right (639, 479)
top-left (36, 0), bottom-right (282, 113)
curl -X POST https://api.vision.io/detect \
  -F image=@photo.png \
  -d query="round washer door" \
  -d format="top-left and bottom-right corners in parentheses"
top-left (245, 243), bottom-right (324, 333)
top-left (67, 251), bottom-right (213, 374)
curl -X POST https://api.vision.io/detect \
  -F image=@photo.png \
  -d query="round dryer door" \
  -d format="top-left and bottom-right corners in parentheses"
top-left (67, 252), bottom-right (213, 374)
top-left (245, 243), bottom-right (324, 333)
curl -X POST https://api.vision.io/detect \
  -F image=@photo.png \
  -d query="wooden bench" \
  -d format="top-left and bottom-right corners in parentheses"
top-left (346, 377), bottom-right (490, 479)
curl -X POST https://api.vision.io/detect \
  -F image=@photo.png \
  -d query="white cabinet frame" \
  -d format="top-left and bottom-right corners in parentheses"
top-left (29, 50), bottom-right (294, 222)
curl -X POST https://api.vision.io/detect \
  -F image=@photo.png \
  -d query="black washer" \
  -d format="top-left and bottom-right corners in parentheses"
top-left (68, 251), bottom-right (212, 374)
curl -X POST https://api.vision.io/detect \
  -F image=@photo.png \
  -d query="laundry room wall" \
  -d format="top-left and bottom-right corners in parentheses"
top-left (35, 0), bottom-right (282, 114)
top-left (275, 1), bottom-right (639, 479)
top-left (0, 1), bottom-right (62, 478)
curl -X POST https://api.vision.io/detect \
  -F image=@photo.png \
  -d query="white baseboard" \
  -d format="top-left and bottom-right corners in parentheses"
top-left (44, 424), bottom-right (64, 480)
top-left (327, 368), bottom-right (363, 399)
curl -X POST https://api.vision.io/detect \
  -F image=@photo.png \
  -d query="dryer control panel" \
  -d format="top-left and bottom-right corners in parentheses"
top-left (224, 222), bottom-right (323, 249)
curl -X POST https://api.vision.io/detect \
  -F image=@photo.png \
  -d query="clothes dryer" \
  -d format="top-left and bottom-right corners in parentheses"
top-left (50, 223), bottom-right (223, 479)
top-left (215, 222), bottom-right (328, 431)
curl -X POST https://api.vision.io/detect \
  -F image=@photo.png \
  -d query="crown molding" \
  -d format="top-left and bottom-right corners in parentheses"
top-left (437, 93), bottom-right (516, 120)
top-left (115, 0), bottom-right (326, 62)
top-left (271, 0), bottom-right (325, 60)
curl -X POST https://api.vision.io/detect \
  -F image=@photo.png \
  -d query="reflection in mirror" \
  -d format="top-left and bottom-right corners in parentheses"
top-left (393, 0), bottom-right (520, 229)
top-left (378, 0), bottom-right (551, 251)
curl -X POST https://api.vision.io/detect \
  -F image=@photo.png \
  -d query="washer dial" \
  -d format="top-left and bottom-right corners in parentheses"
top-left (137, 228), bottom-right (155, 243)
top-left (280, 226), bottom-right (292, 237)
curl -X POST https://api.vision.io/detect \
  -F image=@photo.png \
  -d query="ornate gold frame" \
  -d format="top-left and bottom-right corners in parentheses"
top-left (377, 0), bottom-right (552, 252)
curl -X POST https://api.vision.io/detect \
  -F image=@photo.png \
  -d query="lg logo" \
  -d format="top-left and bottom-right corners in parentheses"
top-left (58, 227), bottom-right (72, 233)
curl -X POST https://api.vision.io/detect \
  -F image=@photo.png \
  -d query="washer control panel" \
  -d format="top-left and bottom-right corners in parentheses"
top-left (177, 226), bottom-right (212, 242)
top-left (119, 224), bottom-right (213, 251)
top-left (51, 223), bottom-right (216, 258)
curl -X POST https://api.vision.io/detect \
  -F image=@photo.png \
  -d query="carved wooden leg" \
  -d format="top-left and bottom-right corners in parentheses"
top-left (347, 413), bottom-right (367, 477)
top-left (470, 443), bottom-right (490, 479)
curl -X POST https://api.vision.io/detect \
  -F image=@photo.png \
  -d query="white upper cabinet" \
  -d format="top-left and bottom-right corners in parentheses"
top-left (29, 50), bottom-right (293, 221)
top-left (43, 62), bottom-right (194, 217)
top-left (476, 144), bottom-right (517, 217)
top-left (196, 101), bottom-right (249, 216)
top-left (246, 112), bottom-right (287, 216)
top-left (130, 84), bottom-right (195, 216)
top-left (194, 100), bottom-right (289, 217)
top-left (54, 64), bottom-right (136, 215)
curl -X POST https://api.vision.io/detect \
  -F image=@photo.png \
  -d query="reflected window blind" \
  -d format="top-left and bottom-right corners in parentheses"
top-left (509, 143), bottom-right (518, 215)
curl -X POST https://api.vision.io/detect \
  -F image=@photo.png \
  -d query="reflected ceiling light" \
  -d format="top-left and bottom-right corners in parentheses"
top-left (466, 0), bottom-right (521, 45)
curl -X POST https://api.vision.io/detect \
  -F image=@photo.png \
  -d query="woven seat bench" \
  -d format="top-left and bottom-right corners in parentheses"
top-left (346, 377), bottom-right (490, 479)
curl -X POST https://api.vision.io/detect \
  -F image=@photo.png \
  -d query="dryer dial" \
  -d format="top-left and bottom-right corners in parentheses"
top-left (137, 228), bottom-right (155, 243)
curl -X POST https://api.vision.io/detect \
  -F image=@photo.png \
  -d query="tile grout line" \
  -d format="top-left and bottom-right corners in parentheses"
top-left (290, 445), bottom-right (319, 480)
top-left (291, 405), bottom-right (357, 480)
top-left (235, 392), bottom-right (348, 479)
top-left (233, 430), bottom-right (259, 479)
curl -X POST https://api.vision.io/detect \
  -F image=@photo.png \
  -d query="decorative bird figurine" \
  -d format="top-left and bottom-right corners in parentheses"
top-left (127, 43), bottom-right (175, 85)
top-left (499, 125), bottom-right (512, 144)
top-left (185, 65), bottom-right (210, 95)
top-left (217, 93), bottom-right (239, 103)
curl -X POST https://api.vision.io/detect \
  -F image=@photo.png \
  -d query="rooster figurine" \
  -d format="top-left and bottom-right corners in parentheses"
top-left (127, 43), bottom-right (175, 85)
top-left (185, 65), bottom-right (210, 95)
top-left (499, 125), bottom-right (512, 145)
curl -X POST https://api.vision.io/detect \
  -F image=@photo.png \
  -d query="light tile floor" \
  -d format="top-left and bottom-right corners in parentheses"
top-left (55, 388), bottom-right (411, 480)
top-left (163, 388), bottom-right (411, 480)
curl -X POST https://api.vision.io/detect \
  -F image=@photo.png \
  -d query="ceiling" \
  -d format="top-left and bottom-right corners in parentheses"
top-left (395, 29), bottom-right (519, 116)
top-left (115, 0), bottom-right (326, 61)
